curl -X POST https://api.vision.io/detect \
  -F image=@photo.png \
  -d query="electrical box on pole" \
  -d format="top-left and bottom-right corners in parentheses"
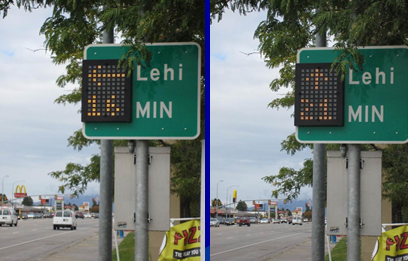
top-left (327, 151), bottom-right (382, 236)
top-left (113, 146), bottom-right (170, 231)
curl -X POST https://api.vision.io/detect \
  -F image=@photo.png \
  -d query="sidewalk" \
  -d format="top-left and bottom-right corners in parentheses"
top-left (266, 236), bottom-right (339, 261)
top-left (40, 231), bottom-right (129, 261)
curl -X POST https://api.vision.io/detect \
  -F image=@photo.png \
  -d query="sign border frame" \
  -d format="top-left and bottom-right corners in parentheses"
top-left (82, 42), bottom-right (201, 140)
top-left (295, 45), bottom-right (408, 144)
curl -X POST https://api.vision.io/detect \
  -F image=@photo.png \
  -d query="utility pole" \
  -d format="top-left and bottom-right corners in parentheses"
top-left (311, 30), bottom-right (327, 261)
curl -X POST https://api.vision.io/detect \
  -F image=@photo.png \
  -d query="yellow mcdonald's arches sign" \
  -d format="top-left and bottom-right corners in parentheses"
top-left (372, 225), bottom-right (408, 260)
top-left (158, 220), bottom-right (201, 261)
top-left (14, 185), bottom-right (27, 198)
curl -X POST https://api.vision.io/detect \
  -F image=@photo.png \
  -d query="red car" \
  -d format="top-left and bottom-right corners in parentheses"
top-left (237, 217), bottom-right (251, 227)
top-left (75, 212), bottom-right (85, 219)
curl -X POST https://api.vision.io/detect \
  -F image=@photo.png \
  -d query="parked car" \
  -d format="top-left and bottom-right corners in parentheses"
top-left (19, 213), bottom-right (28, 220)
top-left (292, 217), bottom-right (303, 225)
top-left (94, 214), bottom-right (99, 219)
top-left (84, 213), bottom-right (92, 218)
top-left (272, 219), bottom-right (281, 224)
top-left (34, 213), bottom-right (43, 219)
top-left (224, 218), bottom-right (235, 226)
top-left (249, 217), bottom-right (258, 224)
top-left (53, 210), bottom-right (77, 230)
top-left (0, 207), bottom-right (18, 227)
top-left (260, 218), bottom-right (269, 224)
top-left (303, 218), bottom-right (309, 222)
top-left (218, 217), bottom-right (226, 225)
top-left (27, 212), bottom-right (35, 219)
top-left (237, 217), bottom-right (250, 227)
top-left (43, 212), bottom-right (52, 218)
top-left (75, 212), bottom-right (85, 219)
top-left (280, 219), bottom-right (288, 224)
top-left (210, 218), bottom-right (220, 227)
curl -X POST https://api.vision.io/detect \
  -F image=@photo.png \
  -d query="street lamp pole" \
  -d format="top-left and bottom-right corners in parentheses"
top-left (2, 175), bottom-right (9, 207)
top-left (12, 180), bottom-right (25, 205)
top-left (226, 185), bottom-right (239, 219)
top-left (215, 180), bottom-right (223, 219)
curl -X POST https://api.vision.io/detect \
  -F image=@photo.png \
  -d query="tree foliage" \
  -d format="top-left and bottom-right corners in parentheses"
top-left (3, 0), bottom-right (205, 218)
top-left (303, 210), bottom-right (312, 220)
top-left (212, 0), bottom-right (408, 222)
top-left (22, 196), bottom-right (33, 206)
top-left (90, 205), bottom-right (99, 213)
top-left (236, 200), bottom-right (247, 211)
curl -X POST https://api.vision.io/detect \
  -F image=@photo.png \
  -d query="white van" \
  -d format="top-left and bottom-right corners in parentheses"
top-left (53, 210), bottom-right (77, 230)
top-left (0, 207), bottom-right (18, 227)
top-left (292, 217), bottom-right (303, 225)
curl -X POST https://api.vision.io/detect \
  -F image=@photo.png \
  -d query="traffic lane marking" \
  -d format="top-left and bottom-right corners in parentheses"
top-left (0, 225), bottom-right (98, 251)
top-left (0, 231), bottom-right (76, 251)
top-left (210, 233), bottom-right (301, 257)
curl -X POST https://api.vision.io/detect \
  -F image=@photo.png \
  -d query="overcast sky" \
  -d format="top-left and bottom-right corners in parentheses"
top-left (0, 6), bottom-right (100, 202)
top-left (210, 10), bottom-right (313, 207)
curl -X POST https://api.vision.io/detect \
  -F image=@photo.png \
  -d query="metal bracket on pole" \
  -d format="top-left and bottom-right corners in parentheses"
top-left (133, 212), bottom-right (136, 223)
top-left (134, 155), bottom-right (152, 165)
top-left (345, 159), bottom-right (364, 169)
top-left (147, 212), bottom-right (153, 223)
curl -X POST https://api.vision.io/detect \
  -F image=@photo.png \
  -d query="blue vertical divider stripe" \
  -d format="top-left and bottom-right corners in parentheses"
top-left (205, 0), bottom-right (210, 259)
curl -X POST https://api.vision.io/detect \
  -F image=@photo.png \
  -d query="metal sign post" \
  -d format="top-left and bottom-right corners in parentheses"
top-left (311, 31), bottom-right (327, 261)
top-left (201, 140), bottom-right (205, 261)
top-left (347, 145), bottom-right (361, 260)
top-left (294, 46), bottom-right (408, 261)
top-left (135, 140), bottom-right (149, 260)
top-left (98, 29), bottom-right (114, 261)
top-left (82, 39), bottom-right (201, 261)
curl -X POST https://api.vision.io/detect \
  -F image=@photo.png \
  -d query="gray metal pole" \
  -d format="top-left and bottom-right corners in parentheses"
top-left (311, 144), bottom-right (326, 261)
top-left (311, 30), bottom-right (327, 261)
top-left (347, 144), bottom-right (361, 261)
top-left (216, 183), bottom-right (219, 219)
top-left (99, 140), bottom-right (113, 261)
top-left (98, 28), bottom-right (114, 261)
top-left (215, 180), bottom-right (223, 219)
top-left (2, 175), bottom-right (8, 207)
top-left (135, 140), bottom-right (149, 261)
top-left (200, 140), bottom-right (205, 261)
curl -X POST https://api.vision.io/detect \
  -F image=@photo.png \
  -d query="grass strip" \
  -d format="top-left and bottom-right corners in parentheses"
top-left (112, 232), bottom-right (135, 261)
top-left (325, 237), bottom-right (347, 261)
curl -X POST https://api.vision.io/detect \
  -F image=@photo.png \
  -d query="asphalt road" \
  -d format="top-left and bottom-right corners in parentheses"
top-left (0, 218), bottom-right (99, 261)
top-left (210, 222), bottom-right (312, 261)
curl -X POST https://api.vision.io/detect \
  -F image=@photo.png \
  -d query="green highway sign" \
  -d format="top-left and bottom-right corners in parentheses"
top-left (296, 46), bottom-right (408, 143)
top-left (82, 43), bottom-right (201, 140)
